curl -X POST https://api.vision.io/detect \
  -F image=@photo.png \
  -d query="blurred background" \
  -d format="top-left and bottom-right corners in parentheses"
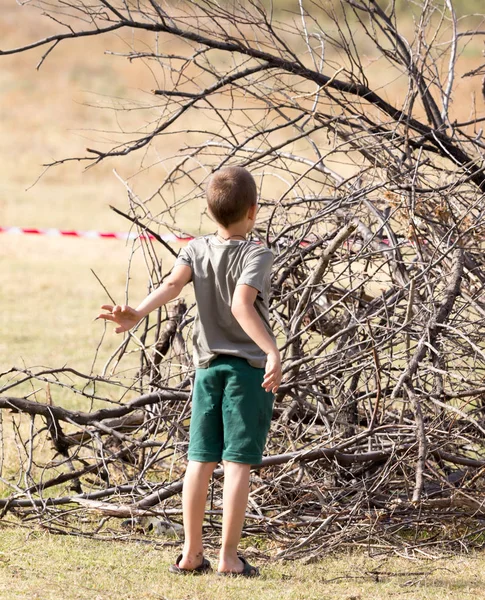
top-left (1, 0), bottom-right (483, 375)
top-left (0, 1), bottom-right (181, 373)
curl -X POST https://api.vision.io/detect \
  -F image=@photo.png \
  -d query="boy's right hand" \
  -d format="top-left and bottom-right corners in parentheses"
top-left (263, 350), bottom-right (282, 394)
top-left (97, 304), bottom-right (141, 334)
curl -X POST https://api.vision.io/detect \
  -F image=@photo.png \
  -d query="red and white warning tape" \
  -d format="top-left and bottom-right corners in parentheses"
top-left (0, 226), bottom-right (411, 250)
top-left (0, 226), bottom-right (193, 243)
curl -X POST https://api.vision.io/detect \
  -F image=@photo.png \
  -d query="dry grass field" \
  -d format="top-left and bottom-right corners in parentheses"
top-left (1, 2), bottom-right (483, 374)
top-left (0, 3), bottom-right (200, 381)
top-left (2, 523), bottom-right (485, 600)
top-left (1, 1), bottom-right (485, 597)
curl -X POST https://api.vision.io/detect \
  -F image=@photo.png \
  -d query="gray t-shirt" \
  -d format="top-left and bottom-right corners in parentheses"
top-left (174, 235), bottom-right (274, 369)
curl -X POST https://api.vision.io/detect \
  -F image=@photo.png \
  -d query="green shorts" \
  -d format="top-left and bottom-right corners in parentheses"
top-left (188, 355), bottom-right (274, 465)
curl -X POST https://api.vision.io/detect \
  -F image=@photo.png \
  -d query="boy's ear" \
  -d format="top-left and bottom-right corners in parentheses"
top-left (248, 203), bottom-right (258, 221)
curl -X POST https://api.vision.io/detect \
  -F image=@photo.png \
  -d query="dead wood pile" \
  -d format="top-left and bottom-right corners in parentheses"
top-left (1, 0), bottom-right (485, 557)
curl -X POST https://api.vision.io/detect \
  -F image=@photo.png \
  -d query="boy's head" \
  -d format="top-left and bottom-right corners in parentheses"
top-left (206, 166), bottom-right (257, 228)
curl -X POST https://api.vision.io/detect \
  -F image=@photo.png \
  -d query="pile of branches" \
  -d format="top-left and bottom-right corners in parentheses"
top-left (1, 0), bottom-right (485, 557)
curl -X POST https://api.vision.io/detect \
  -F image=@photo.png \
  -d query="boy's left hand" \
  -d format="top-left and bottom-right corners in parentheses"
top-left (97, 304), bottom-right (141, 333)
top-left (263, 350), bottom-right (282, 394)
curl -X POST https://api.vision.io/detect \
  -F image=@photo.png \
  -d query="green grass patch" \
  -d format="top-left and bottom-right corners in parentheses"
top-left (1, 523), bottom-right (485, 599)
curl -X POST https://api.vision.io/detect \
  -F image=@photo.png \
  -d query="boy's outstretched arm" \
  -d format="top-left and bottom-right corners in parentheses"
top-left (98, 265), bottom-right (192, 334)
top-left (231, 284), bottom-right (281, 393)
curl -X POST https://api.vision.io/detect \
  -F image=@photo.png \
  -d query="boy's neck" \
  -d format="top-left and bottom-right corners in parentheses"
top-left (216, 224), bottom-right (248, 241)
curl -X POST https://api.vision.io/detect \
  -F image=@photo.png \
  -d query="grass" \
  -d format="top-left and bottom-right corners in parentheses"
top-left (1, 523), bottom-right (485, 600)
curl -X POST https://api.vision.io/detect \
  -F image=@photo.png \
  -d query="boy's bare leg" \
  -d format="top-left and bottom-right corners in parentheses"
top-left (218, 460), bottom-right (252, 573)
top-left (179, 460), bottom-right (217, 569)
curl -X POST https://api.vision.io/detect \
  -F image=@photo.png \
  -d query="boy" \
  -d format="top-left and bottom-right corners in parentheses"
top-left (98, 166), bottom-right (281, 577)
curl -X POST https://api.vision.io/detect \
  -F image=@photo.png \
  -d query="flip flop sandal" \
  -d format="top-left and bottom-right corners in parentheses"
top-left (216, 555), bottom-right (260, 578)
top-left (169, 554), bottom-right (212, 575)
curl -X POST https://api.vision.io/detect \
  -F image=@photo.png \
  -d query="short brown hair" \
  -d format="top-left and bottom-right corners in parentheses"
top-left (206, 166), bottom-right (257, 227)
